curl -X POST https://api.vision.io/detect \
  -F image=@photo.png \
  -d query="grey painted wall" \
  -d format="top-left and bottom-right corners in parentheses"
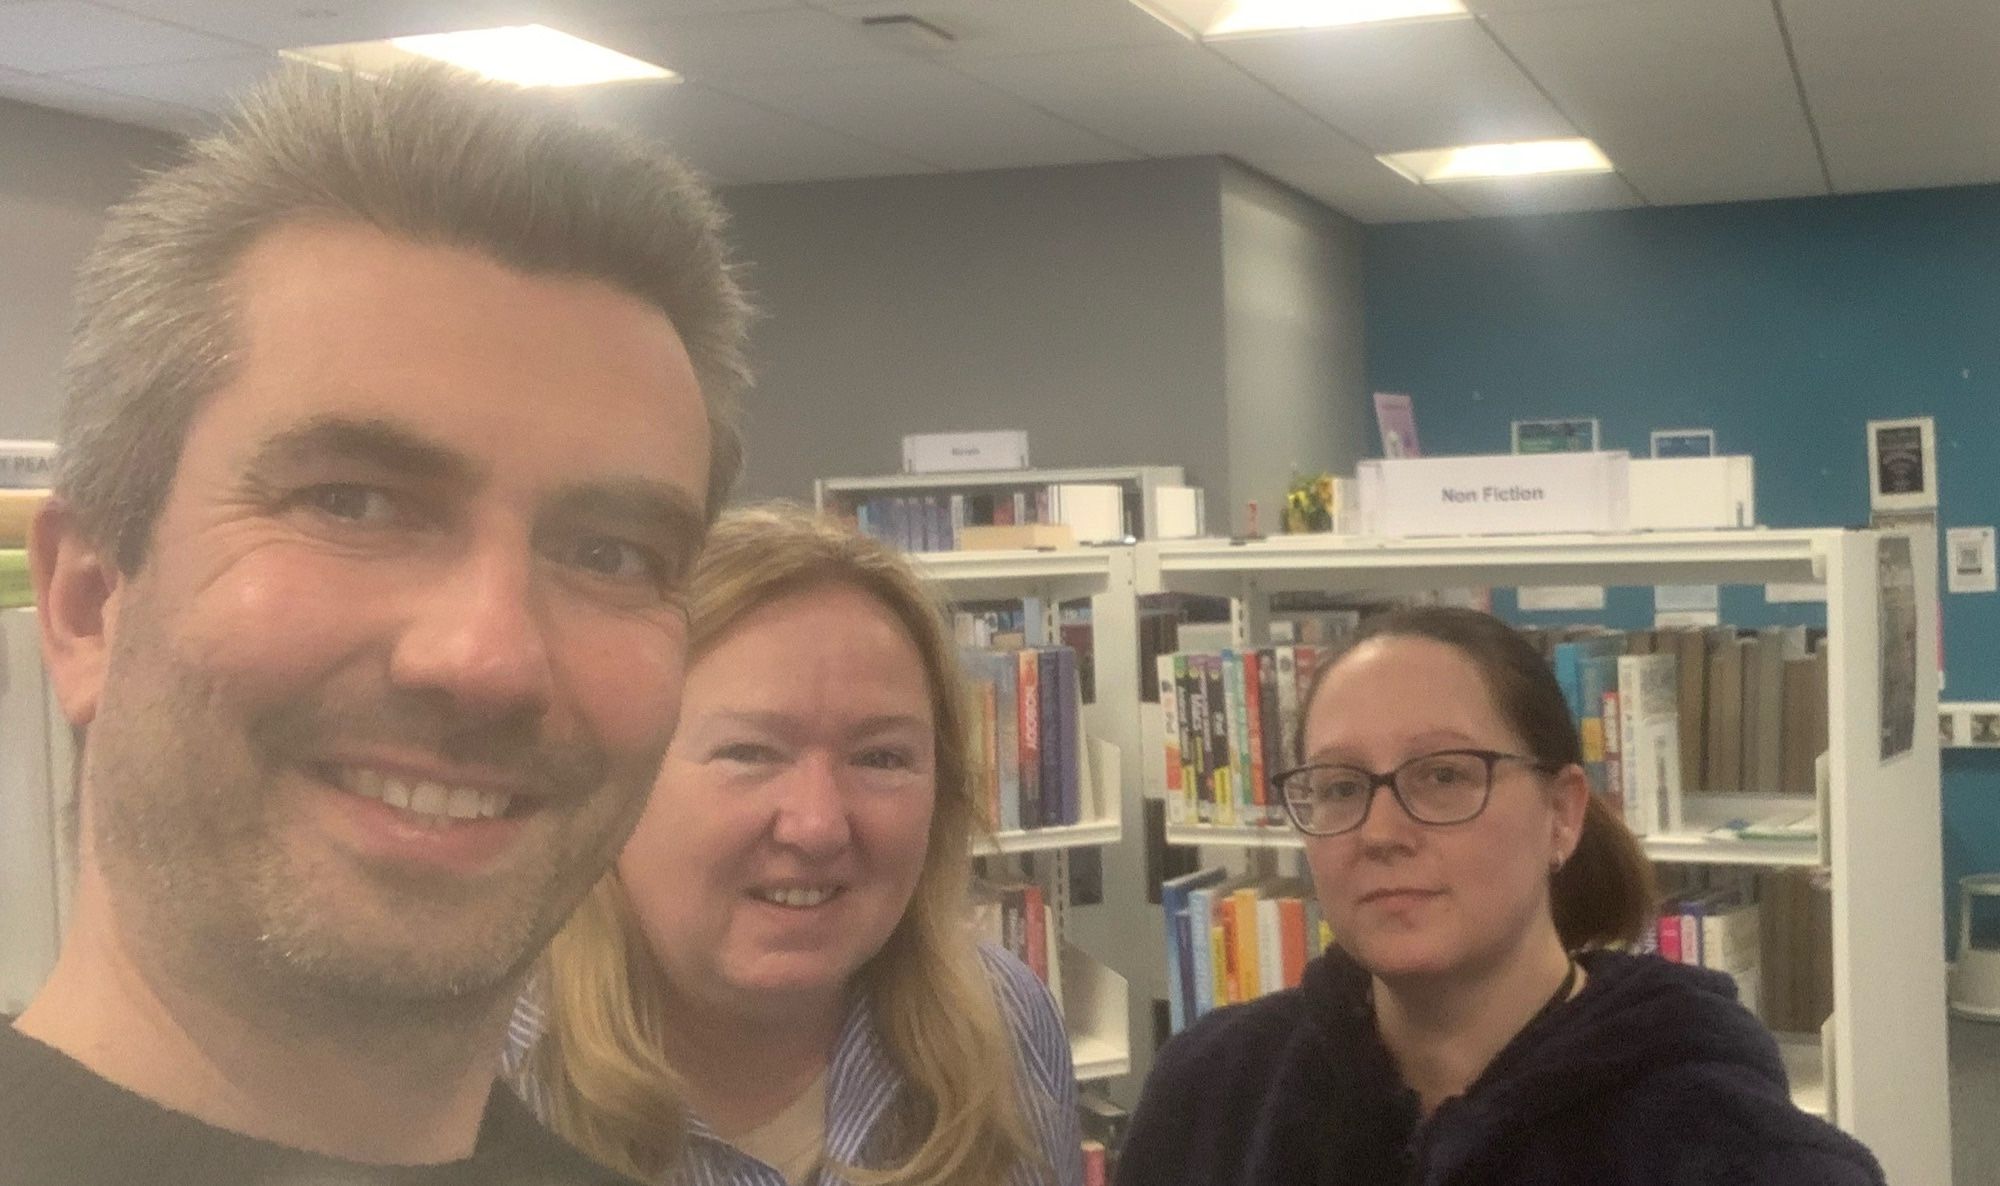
top-left (722, 156), bottom-right (1233, 507)
top-left (1219, 162), bottom-right (1371, 534)
top-left (0, 98), bottom-right (176, 438)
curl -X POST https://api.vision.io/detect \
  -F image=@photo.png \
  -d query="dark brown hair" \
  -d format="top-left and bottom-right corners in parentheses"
top-left (1299, 606), bottom-right (1657, 950)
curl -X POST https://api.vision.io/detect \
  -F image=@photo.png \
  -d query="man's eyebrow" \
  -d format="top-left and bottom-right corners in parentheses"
top-left (546, 479), bottom-right (707, 541)
top-left (244, 416), bottom-right (480, 487)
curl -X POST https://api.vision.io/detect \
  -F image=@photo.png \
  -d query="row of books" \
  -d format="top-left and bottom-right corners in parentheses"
top-left (837, 483), bottom-right (1137, 553)
top-left (1643, 867), bottom-right (1833, 1033)
top-left (971, 877), bottom-right (1063, 1008)
top-left (961, 646), bottom-right (1091, 832)
top-left (1155, 646), bottom-right (1326, 829)
top-left (1532, 625), bottom-right (1829, 817)
top-left (1160, 869), bottom-right (1336, 1033)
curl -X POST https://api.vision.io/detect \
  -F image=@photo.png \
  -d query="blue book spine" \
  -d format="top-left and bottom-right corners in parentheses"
top-left (1187, 887), bottom-right (1218, 1017)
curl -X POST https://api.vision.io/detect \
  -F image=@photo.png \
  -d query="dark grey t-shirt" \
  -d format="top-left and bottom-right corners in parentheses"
top-left (0, 1022), bottom-right (637, 1186)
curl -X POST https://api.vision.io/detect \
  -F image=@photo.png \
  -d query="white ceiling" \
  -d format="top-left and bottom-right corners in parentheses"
top-left (0, 0), bottom-right (1992, 223)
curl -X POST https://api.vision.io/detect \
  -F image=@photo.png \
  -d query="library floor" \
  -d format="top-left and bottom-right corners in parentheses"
top-left (1951, 1016), bottom-right (2000, 1185)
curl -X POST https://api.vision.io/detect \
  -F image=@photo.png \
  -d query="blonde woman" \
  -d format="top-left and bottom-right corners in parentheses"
top-left (509, 503), bottom-right (1083, 1186)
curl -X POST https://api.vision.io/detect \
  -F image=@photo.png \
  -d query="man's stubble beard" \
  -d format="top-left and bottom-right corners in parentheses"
top-left (82, 582), bottom-right (659, 1034)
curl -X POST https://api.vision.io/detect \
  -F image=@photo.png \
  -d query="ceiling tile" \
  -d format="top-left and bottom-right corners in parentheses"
top-left (1485, 0), bottom-right (1826, 205)
top-left (804, 0), bottom-right (1183, 59)
top-left (1212, 16), bottom-right (1574, 153)
top-left (61, 52), bottom-right (279, 116)
top-left (570, 78), bottom-right (936, 184)
top-left (601, 6), bottom-right (912, 78)
top-left (95, 0), bottom-right (796, 51)
top-left (0, 1), bottom-right (252, 73)
top-left (0, 63), bottom-right (203, 133)
top-left (705, 59), bottom-right (1140, 171)
top-left (956, 42), bottom-right (1459, 221)
top-left (1432, 169), bottom-right (1644, 217)
top-left (1783, 0), bottom-right (2000, 193)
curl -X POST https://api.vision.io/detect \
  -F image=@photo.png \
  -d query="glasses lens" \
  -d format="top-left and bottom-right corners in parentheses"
top-left (1397, 752), bottom-right (1490, 823)
top-left (1282, 766), bottom-right (1372, 834)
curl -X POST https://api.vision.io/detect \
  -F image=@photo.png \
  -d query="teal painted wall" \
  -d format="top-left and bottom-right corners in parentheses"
top-left (1364, 184), bottom-right (2000, 951)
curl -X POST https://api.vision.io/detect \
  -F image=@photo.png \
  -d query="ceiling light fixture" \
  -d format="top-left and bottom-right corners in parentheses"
top-left (1378, 137), bottom-right (1615, 183)
top-left (1131, 0), bottom-right (1467, 40)
top-left (282, 25), bottom-right (677, 88)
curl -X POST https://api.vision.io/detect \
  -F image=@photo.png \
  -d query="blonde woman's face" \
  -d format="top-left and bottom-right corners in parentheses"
top-left (1299, 636), bottom-right (1578, 982)
top-left (617, 583), bottom-right (938, 1018)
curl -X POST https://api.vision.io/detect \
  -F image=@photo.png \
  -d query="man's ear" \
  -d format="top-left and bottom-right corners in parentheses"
top-left (30, 497), bottom-right (122, 729)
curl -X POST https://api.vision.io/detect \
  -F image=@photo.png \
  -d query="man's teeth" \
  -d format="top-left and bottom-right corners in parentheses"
top-left (339, 768), bottom-right (512, 821)
top-left (756, 887), bottom-right (839, 908)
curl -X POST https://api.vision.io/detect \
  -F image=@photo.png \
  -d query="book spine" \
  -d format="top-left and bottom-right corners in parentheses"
top-left (1202, 655), bottom-right (1231, 826)
top-left (1219, 896), bottom-right (1242, 1004)
top-left (1017, 650), bottom-right (1041, 830)
top-left (1257, 895), bottom-right (1282, 1000)
top-left (996, 654), bottom-right (1020, 832)
top-left (1243, 651), bottom-right (1268, 825)
top-left (1159, 653), bottom-right (1184, 824)
top-left (1038, 649), bottom-right (1062, 827)
top-left (1278, 896), bottom-right (1308, 988)
top-left (1223, 651), bottom-right (1249, 826)
top-left (1174, 654), bottom-right (1199, 825)
top-left (1274, 645), bottom-right (1300, 770)
top-left (1188, 888), bottom-right (1217, 1016)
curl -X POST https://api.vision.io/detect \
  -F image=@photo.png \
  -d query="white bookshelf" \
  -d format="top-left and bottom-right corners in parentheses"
top-left (1138, 529), bottom-right (1947, 1186)
top-left (909, 548), bottom-right (1144, 1091)
top-left (817, 464), bottom-right (1189, 543)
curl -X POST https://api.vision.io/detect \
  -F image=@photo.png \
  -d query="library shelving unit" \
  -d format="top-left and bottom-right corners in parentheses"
top-left (910, 547), bottom-right (1138, 1084)
top-left (1136, 528), bottom-right (1947, 1186)
top-left (816, 464), bottom-right (1188, 544)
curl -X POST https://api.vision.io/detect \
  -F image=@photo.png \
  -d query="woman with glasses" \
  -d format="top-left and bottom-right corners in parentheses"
top-left (506, 504), bottom-right (1083, 1186)
top-left (1116, 607), bottom-right (1882, 1185)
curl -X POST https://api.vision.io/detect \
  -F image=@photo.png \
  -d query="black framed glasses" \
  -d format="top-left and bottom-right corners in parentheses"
top-left (1271, 749), bottom-right (1558, 837)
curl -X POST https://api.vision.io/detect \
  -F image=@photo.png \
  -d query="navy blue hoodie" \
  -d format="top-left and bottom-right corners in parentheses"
top-left (1115, 948), bottom-right (1884, 1186)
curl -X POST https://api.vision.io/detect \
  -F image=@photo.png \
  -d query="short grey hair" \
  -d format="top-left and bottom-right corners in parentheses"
top-left (58, 64), bottom-right (753, 572)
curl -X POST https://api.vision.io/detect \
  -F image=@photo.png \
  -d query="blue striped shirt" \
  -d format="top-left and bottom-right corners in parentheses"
top-left (505, 945), bottom-right (1084, 1186)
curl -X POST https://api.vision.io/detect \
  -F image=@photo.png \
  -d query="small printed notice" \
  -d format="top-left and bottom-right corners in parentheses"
top-left (1513, 418), bottom-right (1600, 454)
top-left (1946, 526), bottom-right (1997, 594)
top-left (1654, 583), bottom-right (1720, 627)
top-left (1518, 585), bottom-right (1607, 612)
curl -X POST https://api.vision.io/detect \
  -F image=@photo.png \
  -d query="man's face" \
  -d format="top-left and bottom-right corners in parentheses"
top-left (73, 220), bottom-right (710, 1008)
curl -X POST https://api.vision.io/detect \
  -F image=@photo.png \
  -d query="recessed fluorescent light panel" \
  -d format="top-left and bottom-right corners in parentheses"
top-left (1378, 138), bottom-right (1615, 184)
top-left (1133, 0), bottom-right (1467, 39)
top-left (283, 25), bottom-right (676, 88)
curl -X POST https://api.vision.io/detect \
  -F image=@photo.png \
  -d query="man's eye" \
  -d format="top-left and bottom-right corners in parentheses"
top-left (301, 484), bottom-right (394, 523)
top-left (568, 537), bottom-right (663, 583)
top-left (715, 743), bottom-right (780, 765)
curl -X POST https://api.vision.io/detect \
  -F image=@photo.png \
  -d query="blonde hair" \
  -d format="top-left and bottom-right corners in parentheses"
top-left (528, 502), bottom-right (1040, 1184)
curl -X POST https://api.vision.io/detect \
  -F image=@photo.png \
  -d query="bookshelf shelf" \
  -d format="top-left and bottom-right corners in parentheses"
top-left (1641, 833), bottom-right (1822, 868)
top-left (1139, 529), bottom-right (1830, 599)
top-left (1165, 823), bottom-right (1300, 850)
top-left (976, 817), bottom-right (1123, 857)
top-left (911, 547), bottom-right (1120, 602)
top-left (1135, 527), bottom-right (1947, 1185)
top-left (1070, 1035), bottom-right (1130, 1083)
top-left (1061, 945), bottom-right (1131, 1083)
top-left (1780, 1033), bottom-right (1829, 1120)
